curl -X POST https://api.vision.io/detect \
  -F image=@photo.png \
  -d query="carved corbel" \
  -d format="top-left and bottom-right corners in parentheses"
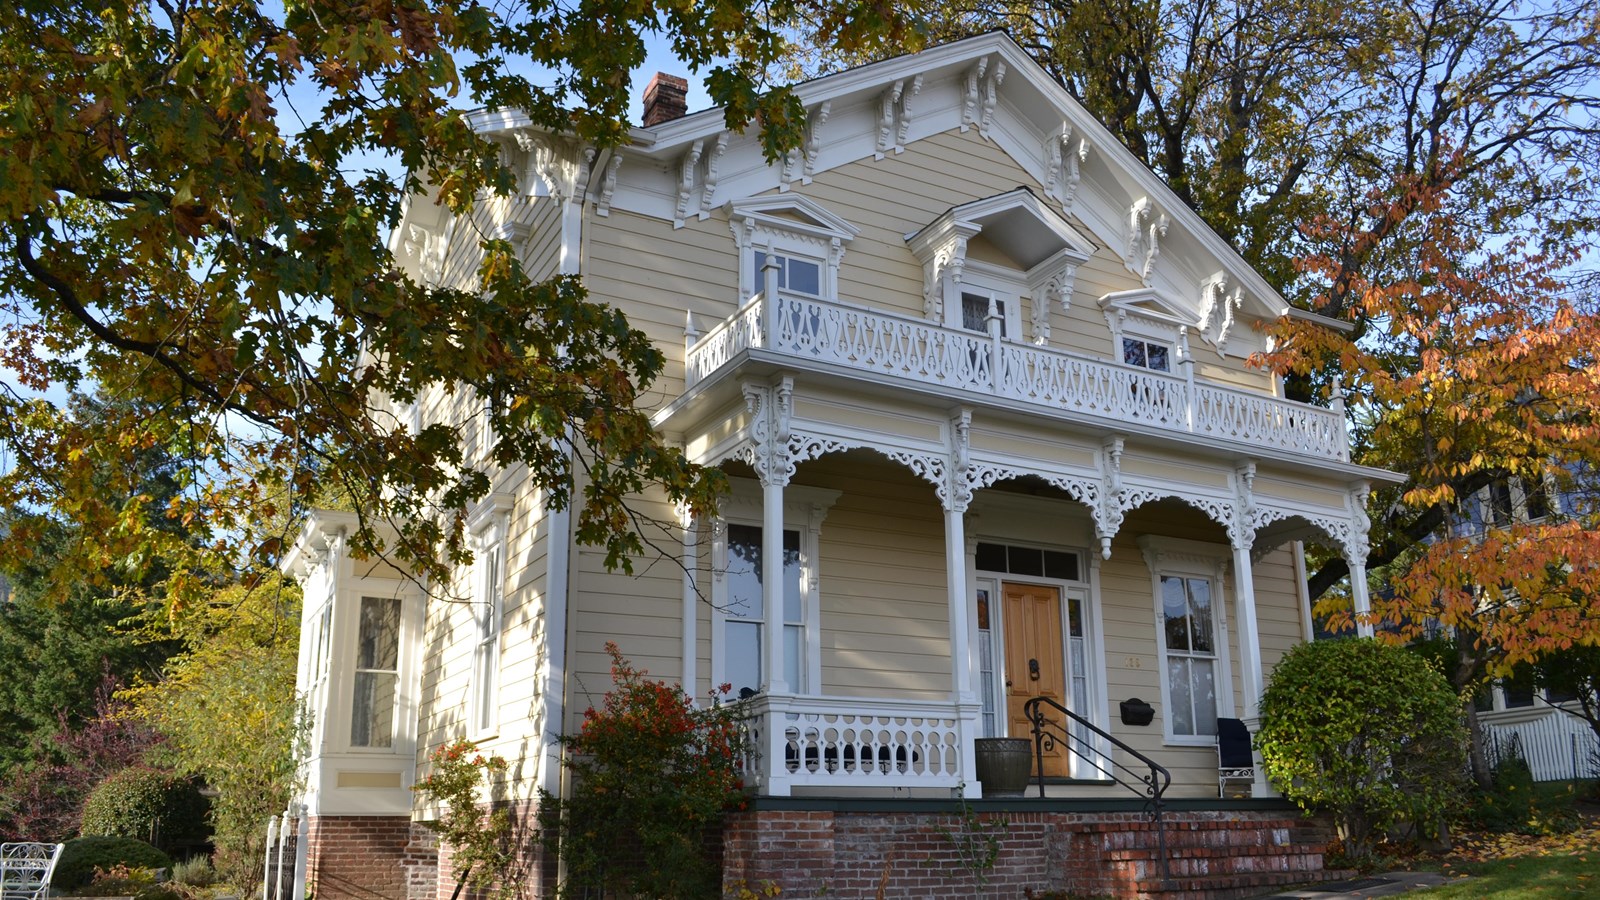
top-left (673, 139), bottom-right (705, 228)
top-left (961, 57), bottom-right (988, 132)
top-left (595, 152), bottom-right (623, 217)
top-left (1199, 273), bottom-right (1244, 358)
top-left (1027, 259), bottom-right (1080, 345)
top-left (699, 132), bottom-right (729, 215)
top-left (803, 101), bottom-right (831, 180)
top-left (1045, 124), bottom-right (1090, 211)
top-left (1231, 462), bottom-right (1258, 551)
top-left (876, 80), bottom-right (905, 160)
top-left (945, 409), bottom-right (974, 513)
top-left (895, 75), bottom-right (923, 152)
top-left (1126, 198), bottom-right (1169, 285)
top-left (979, 62), bottom-right (1006, 139)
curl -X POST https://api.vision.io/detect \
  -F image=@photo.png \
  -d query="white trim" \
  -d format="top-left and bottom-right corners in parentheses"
top-left (1138, 536), bottom-right (1235, 747)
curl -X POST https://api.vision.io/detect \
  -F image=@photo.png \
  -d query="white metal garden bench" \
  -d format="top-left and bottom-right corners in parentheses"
top-left (0, 842), bottom-right (64, 900)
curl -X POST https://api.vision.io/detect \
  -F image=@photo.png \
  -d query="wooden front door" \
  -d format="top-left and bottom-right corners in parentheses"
top-left (1003, 582), bottom-right (1069, 778)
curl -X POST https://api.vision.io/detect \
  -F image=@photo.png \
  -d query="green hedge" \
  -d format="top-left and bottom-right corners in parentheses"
top-left (79, 767), bottom-right (209, 856)
top-left (54, 836), bottom-right (173, 892)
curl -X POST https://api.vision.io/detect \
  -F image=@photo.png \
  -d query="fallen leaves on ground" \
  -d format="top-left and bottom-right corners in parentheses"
top-left (1446, 813), bottom-right (1600, 864)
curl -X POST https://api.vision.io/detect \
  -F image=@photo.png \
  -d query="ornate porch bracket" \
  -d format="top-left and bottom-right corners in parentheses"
top-left (1097, 436), bottom-right (1126, 558)
top-left (739, 377), bottom-right (796, 488)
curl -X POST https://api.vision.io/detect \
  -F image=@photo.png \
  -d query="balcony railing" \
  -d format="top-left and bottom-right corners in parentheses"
top-left (686, 292), bottom-right (1350, 463)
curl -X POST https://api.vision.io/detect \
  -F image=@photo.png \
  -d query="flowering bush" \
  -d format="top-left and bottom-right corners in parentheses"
top-left (540, 642), bottom-right (747, 899)
top-left (413, 739), bottom-right (515, 900)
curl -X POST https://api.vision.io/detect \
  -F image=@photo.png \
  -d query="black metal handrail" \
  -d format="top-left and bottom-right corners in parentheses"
top-left (1023, 696), bottom-right (1173, 887)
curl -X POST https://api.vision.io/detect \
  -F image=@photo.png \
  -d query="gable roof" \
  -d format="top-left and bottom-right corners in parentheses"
top-left (608, 32), bottom-right (1314, 327)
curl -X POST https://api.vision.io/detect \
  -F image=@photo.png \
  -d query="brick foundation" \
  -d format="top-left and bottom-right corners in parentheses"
top-left (429, 799), bottom-right (554, 900)
top-left (722, 804), bottom-right (1346, 900)
top-left (305, 816), bottom-right (438, 900)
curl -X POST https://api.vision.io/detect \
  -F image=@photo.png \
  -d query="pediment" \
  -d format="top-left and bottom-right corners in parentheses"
top-left (1098, 288), bottom-right (1195, 328)
top-left (728, 194), bottom-right (860, 242)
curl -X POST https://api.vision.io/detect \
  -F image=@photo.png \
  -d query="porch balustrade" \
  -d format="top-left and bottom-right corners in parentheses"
top-left (686, 291), bottom-right (1348, 462)
top-left (740, 694), bottom-right (977, 796)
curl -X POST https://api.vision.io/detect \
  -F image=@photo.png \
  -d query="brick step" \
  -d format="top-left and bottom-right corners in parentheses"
top-left (1130, 867), bottom-right (1359, 900)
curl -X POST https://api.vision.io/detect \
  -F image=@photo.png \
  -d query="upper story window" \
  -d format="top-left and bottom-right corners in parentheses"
top-left (729, 195), bottom-right (858, 304)
top-left (1122, 336), bottom-right (1172, 372)
top-left (752, 250), bottom-right (823, 298)
top-left (1101, 288), bottom-right (1191, 375)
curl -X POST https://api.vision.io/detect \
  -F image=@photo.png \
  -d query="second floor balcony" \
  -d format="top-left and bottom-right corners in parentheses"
top-left (685, 291), bottom-right (1351, 464)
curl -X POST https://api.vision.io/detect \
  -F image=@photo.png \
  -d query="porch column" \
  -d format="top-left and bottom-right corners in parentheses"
top-left (762, 475), bottom-right (788, 694)
top-left (1348, 483), bottom-right (1375, 639)
top-left (1230, 542), bottom-right (1265, 720)
top-left (1231, 542), bottom-right (1277, 798)
top-left (679, 504), bottom-right (698, 699)
top-left (1351, 557), bottom-right (1375, 639)
top-left (944, 506), bottom-right (974, 702)
top-left (945, 412), bottom-right (982, 797)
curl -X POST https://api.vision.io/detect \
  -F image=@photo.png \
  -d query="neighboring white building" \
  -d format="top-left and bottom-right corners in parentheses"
top-left (284, 33), bottom-right (1402, 900)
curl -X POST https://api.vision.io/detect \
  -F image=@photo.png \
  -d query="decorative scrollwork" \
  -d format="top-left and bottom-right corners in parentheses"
top-left (787, 433), bottom-right (855, 466)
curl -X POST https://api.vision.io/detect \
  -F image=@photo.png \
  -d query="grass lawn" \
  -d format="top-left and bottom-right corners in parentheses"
top-left (1412, 853), bottom-right (1600, 897)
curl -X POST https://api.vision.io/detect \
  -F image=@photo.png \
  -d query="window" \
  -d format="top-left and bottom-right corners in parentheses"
top-left (974, 542), bottom-right (1081, 580)
top-left (712, 480), bottom-right (839, 698)
top-left (471, 541), bottom-right (505, 735)
top-left (352, 596), bottom-right (401, 748)
top-left (961, 292), bottom-right (1007, 337)
top-left (1122, 337), bottom-right (1172, 372)
top-left (752, 251), bottom-right (822, 297)
top-left (1099, 288), bottom-right (1190, 373)
top-left (1140, 534), bottom-right (1232, 745)
top-left (729, 195), bottom-right (857, 304)
top-left (976, 589), bottom-right (996, 737)
top-left (1160, 575), bottom-right (1219, 738)
top-left (307, 604), bottom-right (333, 744)
top-left (724, 523), bottom-right (802, 696)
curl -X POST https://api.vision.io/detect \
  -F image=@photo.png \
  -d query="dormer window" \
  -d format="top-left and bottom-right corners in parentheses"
top-left (907, 188), bottom-right (1091, 346)
top-left (729, 195), bottom-right (858, 303)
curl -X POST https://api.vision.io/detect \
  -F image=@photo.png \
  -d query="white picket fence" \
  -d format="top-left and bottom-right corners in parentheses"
top-left (1482, 710), bottom-right (1600, 782)
top-left (262, 804), bottom-right (308, 900)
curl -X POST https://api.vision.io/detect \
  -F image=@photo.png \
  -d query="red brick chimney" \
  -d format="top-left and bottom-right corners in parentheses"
top-left (642, 73), bottom-right (689, 126)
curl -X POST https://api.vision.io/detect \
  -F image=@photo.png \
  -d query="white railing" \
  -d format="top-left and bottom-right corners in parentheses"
top-left (1483, 709), bottom-right (1600, 782)
top-left (741, 694), bottom-right (976, 796)
top-left (687, 292), bottom-right (1350, 462)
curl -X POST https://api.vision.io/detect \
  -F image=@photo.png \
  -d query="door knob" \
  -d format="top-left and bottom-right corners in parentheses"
top-left (1029, 658), bottom-right (1040, 680)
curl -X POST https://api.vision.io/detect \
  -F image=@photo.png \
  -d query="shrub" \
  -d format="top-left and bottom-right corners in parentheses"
top-left (80, 766), bottom-right (209, 856)
top-left (55, 836), bottom-right (173, 892)
top-left (539, 643), bottom-right (748, 900)
top-left (77, 864), bottom-right (184, 900)
top-left (1256, 638), bottom-right (1467, 863)
top-left (169, 855), bottom-right (218, 887)
top-left (412, 740), bottom-right (516, 900)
